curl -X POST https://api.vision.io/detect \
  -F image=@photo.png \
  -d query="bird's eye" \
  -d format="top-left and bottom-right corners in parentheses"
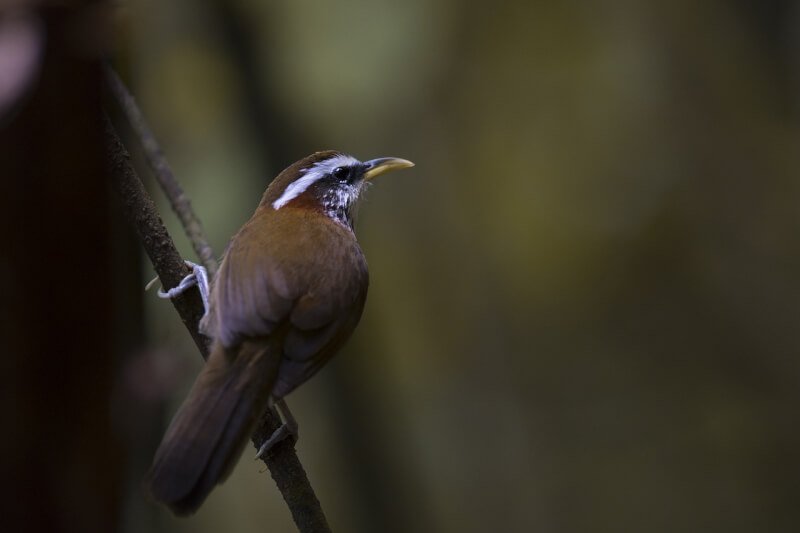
top-left (332, 167), bottom-right (349, 181)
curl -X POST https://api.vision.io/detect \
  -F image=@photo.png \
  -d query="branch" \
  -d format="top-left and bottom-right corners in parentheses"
top-left (104, 113), bottom-right (331, 532)
top-left (105, 116), bottom-right (209, 355)
top-left (104, 65), bottom-right (219, 277)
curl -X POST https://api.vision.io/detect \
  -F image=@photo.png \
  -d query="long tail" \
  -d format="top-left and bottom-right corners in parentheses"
top-left (146, 338), bottom-right (280, 515)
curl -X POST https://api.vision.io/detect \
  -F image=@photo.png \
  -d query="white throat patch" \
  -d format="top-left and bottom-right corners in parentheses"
top-left (272, 154), bottom-right (361, 210)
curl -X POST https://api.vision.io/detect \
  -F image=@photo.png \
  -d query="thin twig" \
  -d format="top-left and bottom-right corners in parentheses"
top-left (104, 114), bottom-right (331, 532)
top-left (104, 64), bottom-right (219, 277)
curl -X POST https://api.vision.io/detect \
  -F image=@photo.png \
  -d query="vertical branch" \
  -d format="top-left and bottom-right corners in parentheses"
top-left (104, 115), bottom-right (210, 355)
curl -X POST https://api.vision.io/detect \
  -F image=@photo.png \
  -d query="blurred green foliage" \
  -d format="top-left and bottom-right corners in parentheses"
top-left (118, 1), bottom-right (800, 532)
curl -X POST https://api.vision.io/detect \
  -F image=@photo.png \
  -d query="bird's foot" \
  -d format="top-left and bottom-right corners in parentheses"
top-left (255, 399), bottom-right (299, 459)
top-left (145, 260), bottom-right (210, 315)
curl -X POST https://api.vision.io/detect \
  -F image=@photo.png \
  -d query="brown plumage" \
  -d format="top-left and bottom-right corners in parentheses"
top-left (146, 151), bottom-right (412, 515)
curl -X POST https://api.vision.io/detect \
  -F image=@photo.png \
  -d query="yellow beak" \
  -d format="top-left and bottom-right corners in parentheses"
top-left (363, 157), bottom-right (415, 181)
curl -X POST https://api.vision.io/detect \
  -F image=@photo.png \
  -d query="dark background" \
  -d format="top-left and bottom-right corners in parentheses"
top-left (2, 1), bottom-right (800, 532)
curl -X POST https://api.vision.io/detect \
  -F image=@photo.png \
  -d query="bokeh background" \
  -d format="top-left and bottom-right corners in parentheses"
top-left (3, 1), bottom-right (800, 532)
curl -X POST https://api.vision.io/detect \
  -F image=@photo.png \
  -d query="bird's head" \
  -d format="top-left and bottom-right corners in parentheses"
top-left (262, 151), bottom-right (414, 229)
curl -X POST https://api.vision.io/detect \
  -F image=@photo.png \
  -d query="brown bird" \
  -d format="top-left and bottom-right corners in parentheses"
top-left (146, 151), bottom-right (413, 515)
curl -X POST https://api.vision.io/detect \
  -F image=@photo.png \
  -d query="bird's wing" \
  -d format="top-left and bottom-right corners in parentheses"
top-left (272, 213), bottom-right (369, 397)
top-left (206, 209), bottom-right (368, 396)
top-left (205, 213), bottom-right (297, 347)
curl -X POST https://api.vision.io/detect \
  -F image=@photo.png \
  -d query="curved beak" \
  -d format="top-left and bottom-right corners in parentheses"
top-left (363, 157), bottom-right (415, 181)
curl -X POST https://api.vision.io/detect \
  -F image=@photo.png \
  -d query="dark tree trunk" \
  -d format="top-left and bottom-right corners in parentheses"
top-left (0, 4), bottom-right (123, 532)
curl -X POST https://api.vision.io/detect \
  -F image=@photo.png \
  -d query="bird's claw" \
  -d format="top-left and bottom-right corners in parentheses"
top-left (146, 260), bottom-right (210, 315)
top-left (254, 399), bottom-right (299, 459)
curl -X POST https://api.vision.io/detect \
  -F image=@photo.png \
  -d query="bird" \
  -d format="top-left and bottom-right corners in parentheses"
top-left (146, 150), bottom-right (414, 515)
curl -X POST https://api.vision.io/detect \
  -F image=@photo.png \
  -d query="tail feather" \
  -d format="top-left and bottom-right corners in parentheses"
top-left (146, 339), bottom-right (280, 515)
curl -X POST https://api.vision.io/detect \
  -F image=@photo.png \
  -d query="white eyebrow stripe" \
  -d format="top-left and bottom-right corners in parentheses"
top-left (272, 154), bottom-right (361, 210)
